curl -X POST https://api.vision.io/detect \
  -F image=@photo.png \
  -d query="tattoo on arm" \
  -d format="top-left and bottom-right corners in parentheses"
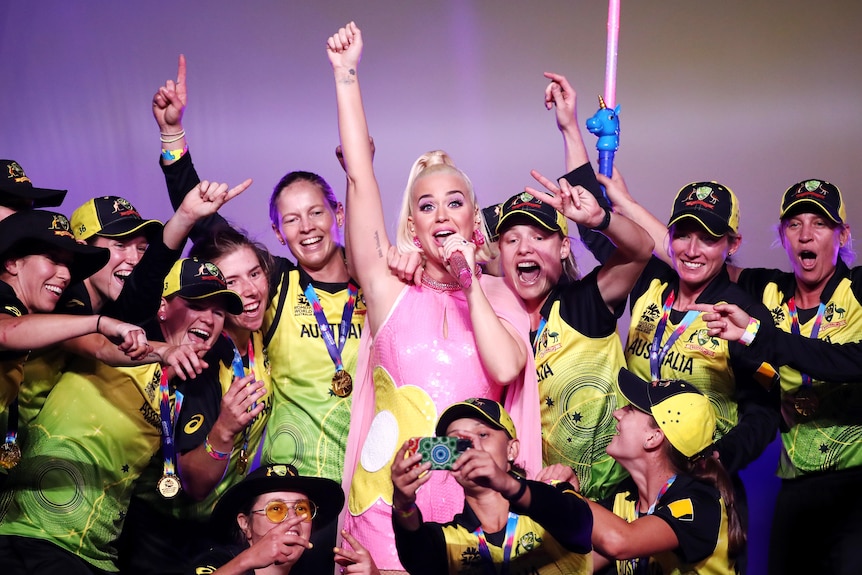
top-left (374, 231), bottom-right (383, 259)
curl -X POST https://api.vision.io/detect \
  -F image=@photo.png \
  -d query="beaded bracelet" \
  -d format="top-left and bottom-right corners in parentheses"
top-left (738, 317), bottom-right (760, 347)
top-left (204, 436), bottom-right (230, 461)
top-left (159, 130), bottom-right (186, 144)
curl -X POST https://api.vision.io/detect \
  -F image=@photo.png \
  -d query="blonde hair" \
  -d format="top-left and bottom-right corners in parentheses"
top-left (395, 151), bottom-right (493, 262)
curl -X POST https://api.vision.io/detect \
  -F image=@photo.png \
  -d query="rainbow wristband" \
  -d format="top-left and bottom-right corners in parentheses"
top-left (161, 144), bottom-right (188, 162)
top-left (204, 436), bottom-right (230, 461)
top-left (392, 502), bottom-right (418, 519)
top-left (739, 317), bottom-right (760, 346)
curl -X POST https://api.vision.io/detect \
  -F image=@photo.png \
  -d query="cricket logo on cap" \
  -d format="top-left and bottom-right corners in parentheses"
top-left (508, 192), bottom-right (541, 210)
top-left (683, 185), bottom-right (720, 209)
top-left (111, 197), bottom-right (140, 218)
top-left (265, 464), bottom-right (296, 478)
top-left (49, 214), bottom-right (75, 240)
top-left (795, 180), bottom-right (829, 201)
top-left (196, 261), bottom-right (227, 287)
top-left (5, 161), bottom-right (30, 184)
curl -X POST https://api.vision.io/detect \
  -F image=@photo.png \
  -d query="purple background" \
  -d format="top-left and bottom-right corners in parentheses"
top-left (3, 2), bottom-right (861, 572)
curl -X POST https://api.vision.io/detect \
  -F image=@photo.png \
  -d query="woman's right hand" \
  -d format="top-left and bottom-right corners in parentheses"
top-left (543, 72), bottom-right (578, 134)
top-left (152, 54), bottom-right (187, 133)
top-left (326, 21), bottom-right (363, 71)
top-left (241, 513), bottom-right (312, 570)
top-left (390, 441), bottom-right (431, 510)
top-left (216, 374), bottom-right (266, 436)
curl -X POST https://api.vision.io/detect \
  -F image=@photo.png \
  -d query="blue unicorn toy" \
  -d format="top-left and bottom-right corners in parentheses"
top-left (586, 95), bottom-right (620, 179)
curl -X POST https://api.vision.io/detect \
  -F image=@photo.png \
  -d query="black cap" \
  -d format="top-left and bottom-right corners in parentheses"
top-left (71, 196), bottom-right (162, 241)
top-left (496, 192), bottom-right (568, 236)
top-left (210, 463), bottom-right (344, 542)
top-left (668, 182), bottom-right (739, 237)
top-left (435, 397), bottom-right (517, 439)
top-left (0, 160), bottom-right (67, 208)
top-left (780, 179), bottom-right (845, 225)
top-left (0, 210), bottom-right (109, 283)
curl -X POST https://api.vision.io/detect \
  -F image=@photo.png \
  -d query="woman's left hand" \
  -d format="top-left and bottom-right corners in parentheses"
top-left (450, 441), bottom-right (510, 492)
top-left (440, 233), bottom-right (477, 286)
top-left (335, 530), bottom-right (381, 575)
top-left (528, 170), bottom-right (604, 228)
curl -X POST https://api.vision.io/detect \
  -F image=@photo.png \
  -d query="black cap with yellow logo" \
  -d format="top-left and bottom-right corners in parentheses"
top-left (0, 210), bottom-right (109, 282)
top-left (71, 196), bottom-right (162, 242)
top-left (0, 160), bottom-right (67, 208)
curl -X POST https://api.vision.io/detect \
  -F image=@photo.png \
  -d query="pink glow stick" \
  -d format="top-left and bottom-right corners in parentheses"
top-left (604, 0), bottom-right (621, 108)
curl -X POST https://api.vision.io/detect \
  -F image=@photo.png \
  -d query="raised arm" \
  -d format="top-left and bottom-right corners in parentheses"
top-left (327, 22), bottom-right (401, 331)
top-left (544, 72), bottom-right (590, 173)
top-left (530, 169), bottom-right (653, 311)
top-left (596, 171), bottom-right (672, 266)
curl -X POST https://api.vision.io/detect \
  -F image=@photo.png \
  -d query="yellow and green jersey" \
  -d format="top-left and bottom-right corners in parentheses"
top-left (534, 270), bottom-right (628, 500)
top-left (261, 260), bottom-right (366, 482)
top-left (739, 261), bottom-right (862, 478)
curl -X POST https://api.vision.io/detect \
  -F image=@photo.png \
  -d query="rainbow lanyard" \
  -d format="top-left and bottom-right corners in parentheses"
top-left (303, 282), bottom-right (358, 376)
top-left (787, 299), bottom-right (826, 389)
top-left (629, 475), bottom-right (677, 574)
top-left (532, 317), bottom-right (547, 355)
top-left (4, 399), bottom-right (17, 448)
top-left (225, 333), bottom-right (257, 463)
top-left (650, 291), bottom-right (700, 380)
top-left (473, 512), bottom-right (518, 575)
top-left (158, 368), bottom-right (182, 479)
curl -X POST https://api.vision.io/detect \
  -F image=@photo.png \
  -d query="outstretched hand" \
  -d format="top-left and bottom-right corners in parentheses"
top-left (152, 54), bottom-right (187, 132)
top-left (327, 21), bottom-right (363, 71)
top-left (688, 302), bottom-right (751, 342)
top-left (543, 72), bottom-right (578, 133)
top-left (528, 170), bottom-right (604, 228)
top-left (181, 178), bottom-right (253, 220)
top-left (335, 530), bottom-right (381, 575)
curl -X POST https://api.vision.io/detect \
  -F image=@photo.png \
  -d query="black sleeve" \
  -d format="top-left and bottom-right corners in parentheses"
top-left (101, 238), bottom-right (181, 324)
top-left (556, 270), bottom-right (625, 336)
top-left (717, 300), bottom-right (781, 474)
top-left (162, 151), bottom-right (230, 244)
top-left (174, 352), bottom-right (228, 454)
top-left (393, 511), bottom-right (449, 575)
top-left (750, 313), bottom-right (862, 381)
top-left (652, 479), bottom-right (722, 565)
top-left (559, 163), bottom-right (618, 266)
top-left (512, 480), bottom-right (593, 554)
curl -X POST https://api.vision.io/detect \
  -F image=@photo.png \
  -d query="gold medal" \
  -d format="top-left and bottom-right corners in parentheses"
top-left (157, 474), bottom-right (181, 499)
top-left (0, 441), bottom-right (21, 470)
top-left (331, 370), bottom-right (353, 397)
top-left (237, 448), bottom-right (249, 475)
top-left (793, 387), bottom-right (819, 418)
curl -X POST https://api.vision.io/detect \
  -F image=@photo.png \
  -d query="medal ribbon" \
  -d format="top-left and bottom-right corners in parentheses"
top-left (532, 317), bottom-right (547, 356)
top-left (303, 281), bottom-right (358, 376)
top-left (4, 398), bottom-right (18, 447)
top-left (649, 291), bottom-right (700, 380)
top-left (224, 333), bottom-right (257, 466)
top-left (473, 512), bottom-right (519, 575)
top-left (787, 299), bottom-right (826, 389)
top-left (158, 368), bottom-right (180, 478)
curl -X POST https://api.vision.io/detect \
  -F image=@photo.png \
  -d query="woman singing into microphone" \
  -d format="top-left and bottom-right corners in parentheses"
top-left (327, 22), bottom-right (541, 572)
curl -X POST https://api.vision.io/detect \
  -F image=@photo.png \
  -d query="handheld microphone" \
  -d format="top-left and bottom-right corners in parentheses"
top-left (449, 251), bottom-right (472, 289)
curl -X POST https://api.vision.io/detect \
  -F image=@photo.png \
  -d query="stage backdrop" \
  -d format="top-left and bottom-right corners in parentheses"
top-left (3, 2), bottom-right (861, 573)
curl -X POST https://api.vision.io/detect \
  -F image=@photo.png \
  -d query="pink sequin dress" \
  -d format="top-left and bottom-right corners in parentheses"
top-left (341, 274), bottom-right (541, 571)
